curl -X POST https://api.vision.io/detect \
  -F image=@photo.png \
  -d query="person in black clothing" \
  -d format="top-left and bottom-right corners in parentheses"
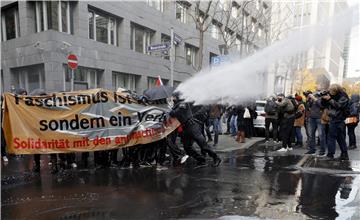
top-left (321, 84), bottom-right (350, 160)
top-left (192, 105), bottom-right (212, 142)
top-left (264, 96), bottom-right (279, 142)
top-left (276, 94), bottom-right (296, 152)
top-left (347, 94), bottom-right (360, 149)
top-left (169, 93), bottom-right (221, 167)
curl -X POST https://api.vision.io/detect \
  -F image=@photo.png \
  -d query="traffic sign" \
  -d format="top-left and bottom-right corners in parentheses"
top-left (67, 54), bottom-right (78, 70)
top-left (173, 33), bottom-right (182, 45)
top-left (211, 55), bottom-right (230, 66)
top-left (147, 43), bottom-right (170, 52)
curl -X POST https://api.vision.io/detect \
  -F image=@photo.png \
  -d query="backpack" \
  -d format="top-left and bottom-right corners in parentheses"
top-left (290, 98), bottom-right (303, 119)
top-left (265, 100), bottom-right (277, 115)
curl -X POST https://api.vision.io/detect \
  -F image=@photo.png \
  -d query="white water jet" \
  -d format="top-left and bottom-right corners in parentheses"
top-left (177, 5), bottom-right (359, 105)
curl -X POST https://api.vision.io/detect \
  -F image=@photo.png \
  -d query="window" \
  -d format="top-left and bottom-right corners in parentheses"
top-left (88, 9), bottom-right (118, 46)
top-left (130, 23), bottom-right (153, 54)
top-left (148, 77), bottom-right (169, 89)
top-left (176, 2), bottom-right (187, 23)
top-left (1, 4), bottom-right (20, 41)
top-left (11, 65), bottom-right (45, 93)
top-left (185, 44), bottom-right (198, 66)
top-left (209, 52), bottom-right (218, 65)
top-left (112, 72), bottom-right (138, 91)
top-left (210, 21), bottom-right (220, 40)
top-left (63, 65), bottom-right (103, 91)
top-left (35, 1), bottom-right (71, 33)
top-left (95, 13), bottom-right (108, 43)
top-left (147, 0), bottom-right (164, 12)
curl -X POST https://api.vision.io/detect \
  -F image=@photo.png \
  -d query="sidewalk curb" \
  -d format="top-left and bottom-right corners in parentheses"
top-left (215, 137), bottom-right (264, 153)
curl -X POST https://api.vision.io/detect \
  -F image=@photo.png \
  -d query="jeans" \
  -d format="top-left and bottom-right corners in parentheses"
top-left (347, 124), bottom-right (358, 147)
top-left (328, 121), bottom-right (348, 156)
top-left (209, 118), bottom-right (220, 144)
top-left (230, 115), bottom-right (238, 135)
top-left (294, 126), bottom-right (303, 145)
top-left (265, 118), bottom-right (278, 141)
top-left (308, 118), bottom-right (326, 153)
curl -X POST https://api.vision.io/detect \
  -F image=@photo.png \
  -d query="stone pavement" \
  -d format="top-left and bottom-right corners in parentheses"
top-left (214, 134), bottom-right (263, 153)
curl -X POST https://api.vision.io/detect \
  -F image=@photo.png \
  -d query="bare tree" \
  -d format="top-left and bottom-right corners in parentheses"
top-left (187, 0), bottom-right (221, 70)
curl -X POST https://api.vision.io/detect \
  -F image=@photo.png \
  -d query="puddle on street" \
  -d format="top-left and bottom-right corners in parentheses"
top-left (2, 144), bottom-right (360, 220)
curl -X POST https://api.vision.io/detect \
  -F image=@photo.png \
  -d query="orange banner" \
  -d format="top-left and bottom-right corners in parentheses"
top-left (2, 89), bottom-right (179, 154)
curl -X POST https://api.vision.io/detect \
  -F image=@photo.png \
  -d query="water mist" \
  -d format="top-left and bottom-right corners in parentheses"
top-left (177, 5), bottom-right (359, 105)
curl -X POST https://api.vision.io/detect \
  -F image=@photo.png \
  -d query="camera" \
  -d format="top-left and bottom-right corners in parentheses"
top-left (303, 91), bottom-right (312, 97)
top-left (319, 90), bottom-right (329, 96)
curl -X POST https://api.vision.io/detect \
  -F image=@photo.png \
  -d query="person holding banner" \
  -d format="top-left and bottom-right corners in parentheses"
top-left (170, 93), bottom-right (221, 167)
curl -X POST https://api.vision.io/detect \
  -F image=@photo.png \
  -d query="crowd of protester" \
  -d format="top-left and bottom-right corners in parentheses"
top-left (1, 83), bottom-right (359, 173)
top-left (263, 84), bottom-right (360, 160)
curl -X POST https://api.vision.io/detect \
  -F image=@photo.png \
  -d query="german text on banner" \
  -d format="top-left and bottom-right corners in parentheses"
top-left (3, 89), bottom-right (179, 154)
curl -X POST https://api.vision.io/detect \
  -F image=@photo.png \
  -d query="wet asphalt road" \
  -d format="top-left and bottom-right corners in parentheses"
top-left (1, 142), bottom-right (360, 220)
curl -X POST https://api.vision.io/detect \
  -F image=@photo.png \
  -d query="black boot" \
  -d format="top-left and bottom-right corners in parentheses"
top-left (337, 151), bottom-right (349, 161)
top-left (213, 157), bottom-right (222, 167)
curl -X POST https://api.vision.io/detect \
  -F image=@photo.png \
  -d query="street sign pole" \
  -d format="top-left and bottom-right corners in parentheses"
top-left (67, 54), bottom-right (78, 92)
top-left (170, 27), bottom-right (174, 87)
top-left (71, 69), bottom-right (74, 91)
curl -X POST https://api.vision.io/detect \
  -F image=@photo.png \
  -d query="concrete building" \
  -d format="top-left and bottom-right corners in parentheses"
top-left (265, 1), bottom-right (296, 95)
top-left (292, 0), bottom-right (349, 89)
top-left (266, 0), bottom-right (350, 95)
top-left (1, 0), bottom-right (271, 95)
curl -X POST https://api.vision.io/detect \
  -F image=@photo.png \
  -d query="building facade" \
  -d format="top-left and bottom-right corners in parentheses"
top-left (292, 0), bottom-right (348, 89)
top-left (266, 0), bottom-right (350, 95)
top-left (1, 0), bottom-right (271, 95)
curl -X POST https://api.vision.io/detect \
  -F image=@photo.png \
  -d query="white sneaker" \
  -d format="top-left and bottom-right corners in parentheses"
top-left (287, 147), bottom-right (293, 151)
top-left (71, 163), bottom-right (77, 168)
top-left (277, 148), bottom-right (287, 152)
top-left (2, 156), bottom-right (8, 162)
top-left (180, 155), bottom-right (189, 164)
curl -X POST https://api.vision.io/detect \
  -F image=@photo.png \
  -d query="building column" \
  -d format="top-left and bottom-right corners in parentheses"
top-left (119, 19), bottom-right (131, 50)
top-left (44, 61), bottom-right (65, 92)
top-left (18, 1), bottom-right (35, 37)
top-left (2, 68), bottom-right (12, 92)
top-left (73, 1), bottom-right (88, 38)
top-left (103, 68), bottom-right (112, 90)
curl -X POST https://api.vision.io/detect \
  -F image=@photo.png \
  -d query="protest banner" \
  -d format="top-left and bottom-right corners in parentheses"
top-left (2, 89), bottom-right (179, 154)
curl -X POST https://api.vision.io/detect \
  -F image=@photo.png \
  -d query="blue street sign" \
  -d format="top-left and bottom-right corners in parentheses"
top-left (173, 33), bottom-right (182, 45)
top-left (147, 43), bottom-right (170, 52)
top-left (211, 55), bottom-right (230, 66)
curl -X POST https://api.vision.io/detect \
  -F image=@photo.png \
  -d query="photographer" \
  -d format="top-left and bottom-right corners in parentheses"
top-left (321, 84), bottom-right (350, 160)
top-left (276, 94), bottom-right (296, 152)
top-left (346, 94), bottom-right (360, 150)
top-left (304, 91), bottom-right (326, 156)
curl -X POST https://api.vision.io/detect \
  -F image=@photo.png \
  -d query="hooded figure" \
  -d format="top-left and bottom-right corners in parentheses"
top-left (347, 94), bottom-right (360, 149)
